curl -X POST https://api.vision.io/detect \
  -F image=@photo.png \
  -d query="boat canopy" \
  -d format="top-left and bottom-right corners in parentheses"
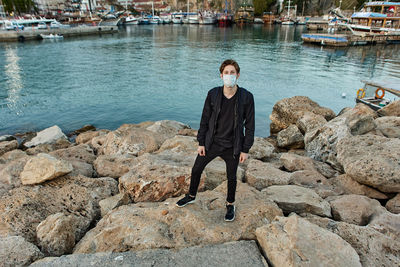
top-left (362, 80), bottom-right (400, 97)
top-left (365, 2), bottom-right (400, 7)
top-left (351, 12), bottom-right (387, 18)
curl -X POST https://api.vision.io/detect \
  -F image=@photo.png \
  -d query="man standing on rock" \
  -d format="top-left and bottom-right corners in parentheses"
top-left (176, 59), bottom-right (255, 222)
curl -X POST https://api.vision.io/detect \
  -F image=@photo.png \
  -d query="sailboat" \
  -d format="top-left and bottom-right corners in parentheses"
top-left (149, 2), bottom-right (161, 24)
top-left (282, 0), bottom-right (295, 25)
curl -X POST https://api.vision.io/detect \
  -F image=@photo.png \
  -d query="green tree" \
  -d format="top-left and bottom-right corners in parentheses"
top-left (253, 0), bottom-right (267, 16)
top-left (3, 0), bottom-right (37, 14)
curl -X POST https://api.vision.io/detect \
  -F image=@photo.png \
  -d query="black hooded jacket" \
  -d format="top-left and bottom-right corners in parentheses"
top-left (197, 86), bottom-right (255, 156)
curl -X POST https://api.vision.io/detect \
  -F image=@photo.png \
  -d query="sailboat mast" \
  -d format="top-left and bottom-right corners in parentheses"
top-left (287, 0), bottom-right (291, 20)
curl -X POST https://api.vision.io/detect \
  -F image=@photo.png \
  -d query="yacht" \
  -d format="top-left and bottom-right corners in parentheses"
top-left (125, 16), bottom-right (140, 25)
top-left (150, 16), bottom-right (162, 24)
top-left (199, 11), bottom-right (217, 24)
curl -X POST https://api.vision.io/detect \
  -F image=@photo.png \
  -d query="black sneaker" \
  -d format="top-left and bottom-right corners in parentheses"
top-left (224, 204), bottom-right (236, 221)
top-left (176, 194), bottom-right (195, 207)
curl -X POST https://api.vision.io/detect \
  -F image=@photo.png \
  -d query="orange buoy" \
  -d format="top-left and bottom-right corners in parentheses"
top-left (356, 88), bottom-right (366, 99)
top-left (375, 88), bottom-right (385, 99)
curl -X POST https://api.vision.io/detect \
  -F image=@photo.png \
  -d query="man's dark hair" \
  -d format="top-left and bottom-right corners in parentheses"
top-left (219, 59), bottom-right (240, 74)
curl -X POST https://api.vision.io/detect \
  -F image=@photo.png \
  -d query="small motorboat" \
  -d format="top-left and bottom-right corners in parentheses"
top-left (355, 80), bottom-right (400, 111)
top-left (40, 33), bottom-right (64, 39)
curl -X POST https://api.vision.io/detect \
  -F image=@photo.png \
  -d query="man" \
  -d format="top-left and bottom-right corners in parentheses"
top-left (176, 59), bottom-right (255, 222)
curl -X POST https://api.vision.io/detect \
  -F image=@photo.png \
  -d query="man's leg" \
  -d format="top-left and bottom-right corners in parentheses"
top-left (220, 148), bottom-right (240, 204)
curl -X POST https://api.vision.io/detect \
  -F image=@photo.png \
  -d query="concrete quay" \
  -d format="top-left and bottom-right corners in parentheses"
top-left (0, 26), bottom-right (119, 42)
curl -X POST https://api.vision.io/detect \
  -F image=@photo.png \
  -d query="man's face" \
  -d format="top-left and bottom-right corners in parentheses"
top-left (220, 65), bottom-right (240, 80)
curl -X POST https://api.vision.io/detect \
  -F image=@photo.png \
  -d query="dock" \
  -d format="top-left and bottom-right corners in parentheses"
top-left (302, 32), bottom-right (400, 47)
top-left (0, 26), bottom-right (119, 42)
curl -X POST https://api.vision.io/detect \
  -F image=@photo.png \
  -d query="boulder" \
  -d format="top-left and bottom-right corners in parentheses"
top-left (33, 241), bottom-right (266, 267)
top-left (255, 215), bottom-right (361, 267)
top-left (0, 175), bottom-right (118, 243)
top-left (36, 213), bottom-right (76, 256)
top-left (0, 140), bottom-right (18, 156)
top-left (0, 236), bottom-right (43, 266)
top-left (263, 185), bottom-right (331, 217)
top-left (386, 193), bottom-right (400, 214)
top-left (244, 159), bottom-right (291, 190)
top-left (49, 144), bottom-right (96, 165)
top-left (145, 120), bottom-right (190, 139)
top-left (203, 158), bottom-right (245, 190)
top-left (373, 116), bottom-right (400, 138)
top-left (90, 134), bottom-right (108, 152)
top-left (20, 153), bottom-right (73, 185)
top-left (0, 135), bottom-right (16, 142)
top-left (100, 124), bottom-right (165, 156)
top-left (76, 129), bottom-right (110, 145)
top-left (73, 181), bottom-right (283, 253)
top-left (99, 193), bottom-right (131, 217)
top-left (368, 211), bottom-right (400, 242)
top-left (269, 96), bottom-right (336, 134)
top-left (0, 149), bottom-right (27, 163)
top-left (328, 194), bottom-right (384, 226)
top-left (277, 125), bottom-right (304, 149)
top-left (248, 137), bottom-right (276, 161)
top-left (336, 135), bottom-right (400, 193)
top-left (312, 160), bottom-right (339, 178)
top-left (305, 104), bottom-right (376, 170)
top-left (280, 153), bottom-right (315, 172)
top-left (25, 138), bottom-right (71, 155)
top-left (305, 214), bottom-right (400, 266)
top-left (93, 155), bottom-right (136, 179)
top-left (24, 126), bottom-right (67, 148)
top-left (296, 111), bottom-right (327, 134)
top-left (377, 100), bottom-right (400, 117)
top-left (178, 128), bottom-right (198, 137)
top-left (0, 156), bottom-right (29, 190)
top-left (329, 174), bottom-right (388, 200)
top-left (157, 135), bottom-right (198, 153)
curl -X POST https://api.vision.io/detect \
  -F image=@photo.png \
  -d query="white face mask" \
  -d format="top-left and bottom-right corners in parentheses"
top-left (223, 74), bottom-right (237, 87)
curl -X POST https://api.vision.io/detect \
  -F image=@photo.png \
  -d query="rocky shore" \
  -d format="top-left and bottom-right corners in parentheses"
top-left (0, 96), bottom-right (399, 266)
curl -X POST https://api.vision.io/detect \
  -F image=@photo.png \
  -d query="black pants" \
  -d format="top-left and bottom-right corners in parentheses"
top-left (188, 142), bottom-right (239, 203)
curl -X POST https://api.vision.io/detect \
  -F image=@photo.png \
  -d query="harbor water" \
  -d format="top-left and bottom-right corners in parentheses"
top-left (1, 24), bottom-right (400, 137)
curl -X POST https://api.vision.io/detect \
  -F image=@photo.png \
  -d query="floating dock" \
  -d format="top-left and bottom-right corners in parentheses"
top-left (302, 32), bottom-right (400, 47)
top-left (0, 26), bottom-right (118, 42)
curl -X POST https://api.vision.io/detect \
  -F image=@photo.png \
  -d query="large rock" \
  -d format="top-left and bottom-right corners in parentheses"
top-left (373, 116), bottom-right (400, 138)
top-left (24, 125), bottom-right (67, 148)
top-left (328, 194), bottom-right (384, 225)
top-left (146, 120), bottom-right (190, 138)
top-left (93, 155), bottom-right (136, 178)
top-left (305, 214), bottom-right (400, 266)
top-left (269, 96), bottom-right (336, 134)
top-left (263, 185), bottom-right (331, 217)
top-left (33, 241), bottom-right (266, 267)
top-left (0, 236), bottom-right (43, 266)
top-left (99, 193), bottom-right (131, 217)
top-left (368, 211), bottom-right (400, 242)
top-left (20, 153), bottom-right (73, 185)
top-left (25, 138), bottom-right (71, 155)
top-left (49, 144), bottom-right (96, 165)
top-left (244, 159), bottom-right (291, 190)
top-left (0, 175), bottom-right (118, 244)
top-left (0, 155), bottom-right (29, 190)
top-left (0, 140), bottom-right (18, 156)
top-left (36, 213), bottom-right (76, 256)
top-left (386, 193), bottom-right (400, 214)
top-left (305, 104), bottom-right (376, 170)
top-left (100, 124), bottom-right (165, 156)
top-left (0, 135), bottom-right (16, 142)
top-left (277, 125), bottom-right (304, 149)
top-left (280, 153), bottom-right (315, 172)
top-left (76, 129), bottom-right (110, 145)
top-left (329, 174), bottom-right (388, 200)
top-left (73, 181), bottom-right (283, 253)
top-left (255, 215), bottom-right (361, 267)
top-left (248, 137), bottom-right (277, 161)
top-left (377, 100), bottom-right (400, 117)
top-left (336, 135), bottom-right (400, 193)
top-left (157, 135), bottom-right (198, 153)
top-left (296, 111), bottom-right (327, 134)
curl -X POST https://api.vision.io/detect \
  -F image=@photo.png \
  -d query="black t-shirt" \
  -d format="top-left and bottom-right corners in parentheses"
top-left (214, 91), bottom-right (237, 148)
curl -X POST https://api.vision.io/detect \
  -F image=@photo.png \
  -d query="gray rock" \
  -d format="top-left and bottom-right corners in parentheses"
top-left (373, 116), bottom-right (400, 138)
top-left (368, 211), bottom-right (400, 242)
top-left (0, 236), bottom-right (43, 266)
top-left (277, 125), bottom-right (304, 149)
top-left (263, 185), bottom-right (331, 217)
top-left (244, 159), bottom-right (291, 190)
top-left (280, 153), bottom-right (315, 172)
top-left (0, 140), bottom-right (18, 156)
top-left (386, 193), bottom-right (400, 214)
top-left (93, 155), bottom-right (136, 178)
top-left (32, 240), bottom-right (267, 267)
top-left (99, 193), bottom-right (131, 217)
top-left (25, 125), bottom-right (67, 148)
top-left (0, 135), bottom-right (16, 142)
top-left (377, 100), bottom-right (400, 117)
top-left (296, 112), bottom-right (327, 134)
top-left (248, 137), bottom-right (277, 160)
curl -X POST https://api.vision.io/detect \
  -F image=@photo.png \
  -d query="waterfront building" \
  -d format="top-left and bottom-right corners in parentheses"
top-left (34, 0), bottom-right (65, 14)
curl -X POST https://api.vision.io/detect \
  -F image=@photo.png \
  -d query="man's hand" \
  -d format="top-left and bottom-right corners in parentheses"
top-left (198, 146), bottom-right (206, 156)
top-left (239, 152), bottom-right (248, 163)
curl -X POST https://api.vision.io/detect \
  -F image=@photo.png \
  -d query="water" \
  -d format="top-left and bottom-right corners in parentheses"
top-left (1, 24), bottom-right (400, 137)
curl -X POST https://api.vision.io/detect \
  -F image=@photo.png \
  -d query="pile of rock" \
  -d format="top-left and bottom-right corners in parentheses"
top-left (0, 98), bottom-right (399, 266)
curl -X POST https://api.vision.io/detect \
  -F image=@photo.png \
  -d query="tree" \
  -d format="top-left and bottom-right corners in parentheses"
top-left (2, 0), bottom-right (37, 14)
top-left (253, 0), bottom-right (267, 16)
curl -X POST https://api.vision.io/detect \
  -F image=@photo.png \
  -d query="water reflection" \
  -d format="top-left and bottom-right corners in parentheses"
top-left (4, 46), bottom-right (23, 116)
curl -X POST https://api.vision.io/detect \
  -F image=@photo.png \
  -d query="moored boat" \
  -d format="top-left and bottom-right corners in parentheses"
top-left (355, 80), bottom-right (400, 111)
top-left (125, 16), bottom-right (140, 25)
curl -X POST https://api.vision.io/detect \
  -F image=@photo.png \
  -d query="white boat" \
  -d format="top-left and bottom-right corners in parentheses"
top-left (161, 15), bottom-right (171, 24)
top-left (199, 11), bottom-right (217, 24)
top-left (40, 33), bottom-right (63, 39)
top-left (36, 22), bottom-right (48, 30)
top-left (150, 16), bottom-right (161, 24)
top-left (282, 20), bottom-right (295, 25)
top-left (172, 16), bottom-right (183, 24)
top-left (125, 16), bottom-right (140, 25)
top-left (188, 15), bottom-right (199, 24)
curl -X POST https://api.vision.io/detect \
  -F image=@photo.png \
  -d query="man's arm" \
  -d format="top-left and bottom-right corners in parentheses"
top-left (241, 93), bottom-right (255, 153)
top-left (197, 91), bottom-right (212, 146)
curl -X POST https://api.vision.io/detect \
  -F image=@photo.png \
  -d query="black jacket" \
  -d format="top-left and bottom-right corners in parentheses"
top-left (197, 86), bottom-right (255, 156)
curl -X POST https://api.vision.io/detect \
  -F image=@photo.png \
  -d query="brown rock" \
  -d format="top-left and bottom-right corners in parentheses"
top-left (177, 128), bottom-right (198, 136)
top-left (76, 129), bottom-right (110, 145)
top-left (255, 215), bottom-right (361, 267)
top-left (73, 181), bottom-right (283, 254)
top-left (20, 153), bottom-right (73, 185)
top-left (36, 213), bottom-right (76, 256)
top-left (244, 159), bottom-right (291, 190)
top-left (373, 116), bottom-right (400, 138)
top-left (386, 193), bottom-right (400, 214)
top-left (277, 125), bottom-right (304, 149)
top-left (49, 144), bottom-right (96, 164)
top-left (0, 140), bottom-right (18, 156)
top-left (269, 96), bottom-right (336, 134)
top-left (99, 193), bottom-right (131, 217)
top-left (368, 211), bottom-right (400, 242)
top-left (25, 138), bottom-right (71, 155)
top-left (248, 137), bottom-right (277, 160)
top-left (280, 153), bottom-right (315, 172)
top-left (296, 111), bottom-right (328, 134)
top-left (158, 135), bottom-right (198, 153)
top-left (93, 155), bottom-right (136, 178)
top-left (377, 100), bottom-right (400, 117)
top-left (145, 120), bottom-right (190, 139)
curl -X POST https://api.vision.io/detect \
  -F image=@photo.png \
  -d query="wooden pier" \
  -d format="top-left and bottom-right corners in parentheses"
top-left (302, 32), bottom-right (400, 47)
top-left (0, 26), bottom-right (118, 42)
